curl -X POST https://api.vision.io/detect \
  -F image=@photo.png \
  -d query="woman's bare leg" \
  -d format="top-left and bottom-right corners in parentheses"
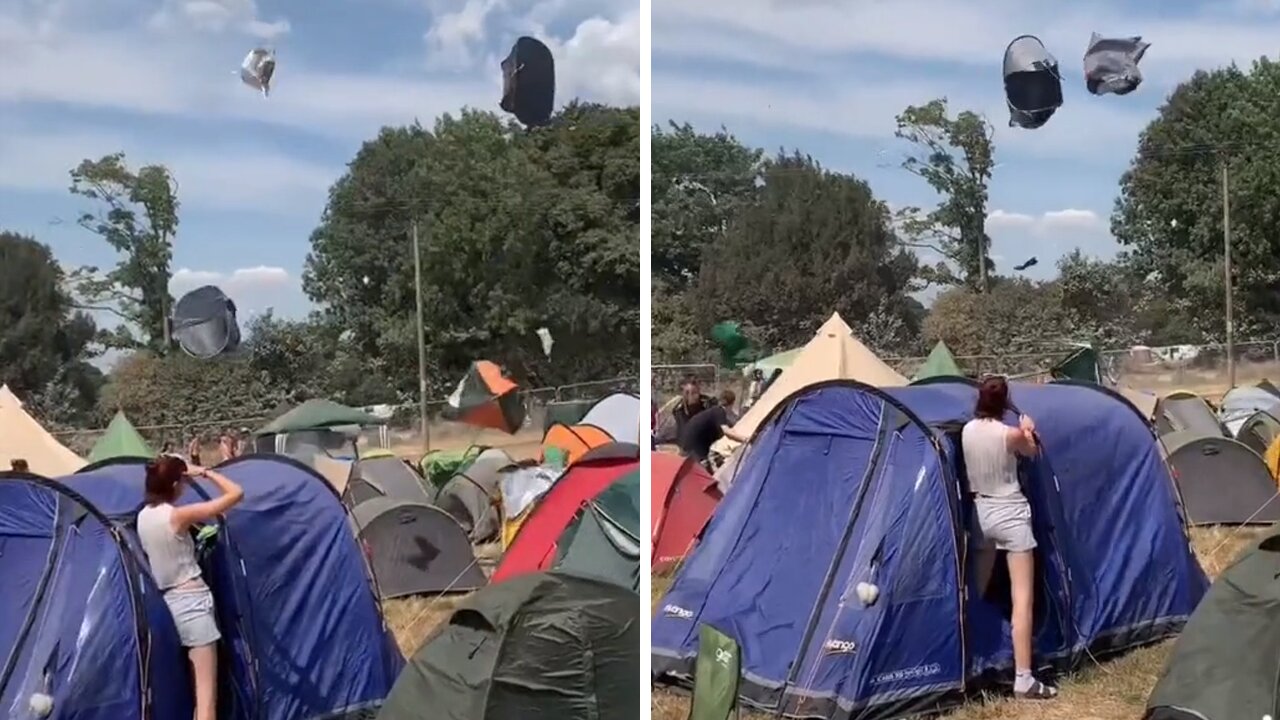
top-left (189, 644), bottom-right (217, 720)
top-left (1006, 549), bottom-right (1034, 675)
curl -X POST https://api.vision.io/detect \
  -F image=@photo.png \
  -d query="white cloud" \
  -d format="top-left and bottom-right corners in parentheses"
top-left (426, 0), bottom-right (500, 68)
top-left (543, 10), bottom-right (640, 107)
top-left (149, 0), bottom-right (290, 39)
top-left (171, 265), bottom-right (304, 318)
top-left (984, 208), bottom-right (1112, 275)
top-left (987, 208), bottom-right (1104, 236)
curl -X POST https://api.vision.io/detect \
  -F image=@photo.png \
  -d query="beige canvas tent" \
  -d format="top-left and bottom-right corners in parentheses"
top-left (0, 385), bottom-right (85, 476)
top-left (715, 313), bottom-right (907, 457)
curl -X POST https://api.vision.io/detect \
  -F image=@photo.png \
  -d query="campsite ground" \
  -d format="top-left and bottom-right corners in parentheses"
top-left (649, 526), bottom-right (1260, 720)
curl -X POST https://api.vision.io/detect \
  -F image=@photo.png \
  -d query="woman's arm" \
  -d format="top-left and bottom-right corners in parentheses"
top-left (1005, 415), bottom-right (1039, 457)
top-left (170, 466), bottom-right (245, 532)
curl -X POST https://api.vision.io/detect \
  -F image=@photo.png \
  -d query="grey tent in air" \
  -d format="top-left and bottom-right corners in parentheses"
top-left (1003, 35), bottom-right (1063, 129)
top-left (1084, 33), bottom-right (1150, 96)
top-left (351, 497), bottom-right (486, 598)
top-left (171, 285), bottom-right (241, 358)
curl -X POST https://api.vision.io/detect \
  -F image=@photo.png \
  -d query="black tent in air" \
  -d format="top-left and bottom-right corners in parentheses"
top-left (1003, 34), bottom-right (1063, 129)
top-left (170, 285), bottom-right (241, 358)
top-left (376, 572), bottom-right (639, 720)
top-left (351, 497), bottom-right (486, 599)
top-left (500, 36), bottom-right (555, 127)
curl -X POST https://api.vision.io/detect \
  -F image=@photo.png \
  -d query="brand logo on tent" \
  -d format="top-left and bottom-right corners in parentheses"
top-left (871, 663), bottom-right (942, 685)
top-left (715, 648), bottom-right (734, 666)
top-left (663, 604), bottom-right (694, 619)
top-left (823, 639), bottom-right (857, 654)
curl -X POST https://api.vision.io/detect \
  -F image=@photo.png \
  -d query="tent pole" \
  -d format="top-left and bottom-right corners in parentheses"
top-left (1223, 160), bottom-right (1236, 389)
top-left (413, 218), bottom-right (431, 452)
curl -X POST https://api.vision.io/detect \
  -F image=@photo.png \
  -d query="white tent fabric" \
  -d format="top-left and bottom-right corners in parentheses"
top-left (498, 464), bottom-right (558, 520)
top-left (580, 392), bottom-right (641, 444)
top-left (1219, 386), bottom-right (1280, 436)
top-left (0, 385), bottom-right (86, 476)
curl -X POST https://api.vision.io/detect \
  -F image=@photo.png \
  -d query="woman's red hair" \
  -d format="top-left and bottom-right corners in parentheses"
top-left (974, 376), bottom-right (1010, 420)
top-left (144, 455), bottom-right (187, 505)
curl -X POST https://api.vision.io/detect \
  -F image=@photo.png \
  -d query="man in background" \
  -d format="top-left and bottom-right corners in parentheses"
top-left (679, 389), bottom-right (745, 468)
top-left (670, 377), bottom-right (715, 440)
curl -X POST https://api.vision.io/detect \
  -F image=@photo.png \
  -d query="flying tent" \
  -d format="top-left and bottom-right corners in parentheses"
top-left (1160, 430), bottom-right (1280, 525)
top-left (500, 36), bottom-right (556, 127)
top-left (1003, 34), bottom-right (1063, 129)
top-left (652, 452), bottom-right (722, 573)
top-left (170, 284), bottom-right (241, 358)
top-left (0, 384), bottom-right (85, 476)
top-left (351, 497), bottom-right (487, 598)
top-left (256, 398), bottom-right (383, 437)
top-left (1084, 33), bottom-right (1150, 96)
top-left (553, 467), bottom-right (641, 591)
top-left (913, 341), bottom-right (963, 381)
top-left (654, 380), bottom-right (1207, 719)
top-left (86, 410), bottom-right (152, 464)
top-left (443, 361), bottom-right (525, 434)
top-left (1051, 345), bottom-right (1102, 383)
top-left (62, 456), bottom-right (404, 720)
top-left (0, 472), bottom-right (192, 720)
top-left (377, 572), bottom-right (639, 720)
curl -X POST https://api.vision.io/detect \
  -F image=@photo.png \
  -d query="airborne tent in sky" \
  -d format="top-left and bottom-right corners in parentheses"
top-left (170, 285), bottom-right (241, 358)
top-left (1084, 33), bottom-right (1150, 95)
top-left (1003, 34), bottom-right (1063, 129)
top-left (500, 36), bottom-right (555, 127)
top-left (239, 47), bottom-right (276, 96)
top-left (443, 361), bottom-right (525, 434)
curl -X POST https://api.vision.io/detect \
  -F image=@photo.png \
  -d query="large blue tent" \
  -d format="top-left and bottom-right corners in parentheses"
top-left (652, 379), bottom-right (1208, 719)
top-left (0, 472), bottom-right (192, 720)
top-left (58, 455), bottom-right (404, 720)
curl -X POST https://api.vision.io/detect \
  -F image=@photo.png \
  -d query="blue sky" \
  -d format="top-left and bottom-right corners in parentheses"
top-left (0, 0), bottom-right (639, 326)
top-left (652, 0), bottom-right (1280, 281)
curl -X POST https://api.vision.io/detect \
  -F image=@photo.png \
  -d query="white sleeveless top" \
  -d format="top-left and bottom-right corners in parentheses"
top-left (961, 418), bottom-right (1023, 498)
top-left (136, 503), bottom-right (203, 590)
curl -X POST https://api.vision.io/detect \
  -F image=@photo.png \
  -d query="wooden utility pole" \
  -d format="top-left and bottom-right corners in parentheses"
top-left (1223, 161), bottom-right (1236, 388)
top-left (412, 218), bottom-right (431, 451)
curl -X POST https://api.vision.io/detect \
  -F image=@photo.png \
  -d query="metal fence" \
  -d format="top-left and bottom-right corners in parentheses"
top-left (652, 364), bottom-right (720, 404)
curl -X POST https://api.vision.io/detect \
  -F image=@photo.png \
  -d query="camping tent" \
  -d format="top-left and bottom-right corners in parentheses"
top-left (1235, 411), bottom-right (1280, 457)
top-left (62, 456), bottom-right (404, 720)
top-left (492, 443), bottom-right (640, 584)
top-left (1146, 525), bottom-right (1280, 720)
top-left (0, 472), bottom-right (193, 720)
top-left (498, 464), bottom-right (559, 548)
top-left (1156, 393), bottom-right (1226, 437)
top-left (351, 497), bottom-right (486, 598)
top-left (377, 572), bottom-right (639, 720)
top-left (714, 313), bottom-right (908, 458)
top-left (1218, 385), bottom-right (1280, 436)
top-left (1160, 430), bottom-right (1280, 525)
top-left (652, 452), bottom-right (722, 573)
top-left (542, 422), bottom-right (615, 464)
top-left (553, 467), bottom-right (640, 591)
top-left (86, 410), bottom-right (152, 464)
top-left (435, 447), bottom-right (515, 542)
top-left (442, 360), bottom-right (525, 433)
top-left (0, 384), bottom-right (85, 476)
top-left (1051, 345), bottom-right (1102, 383)
top-left (256, 398), bottom-right (384, 437)
top-left (654, 380), bottom-right (1207, 718)
top-left (579, 392), bottom-right (641, 445)
top-left (346, 451), bottom-right (434, 506)
top-left (912, 341), bottom-right (963, 381)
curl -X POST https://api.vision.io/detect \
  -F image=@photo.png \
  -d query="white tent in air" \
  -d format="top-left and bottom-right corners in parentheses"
top-left (0, 385), bottom-right (86, 476)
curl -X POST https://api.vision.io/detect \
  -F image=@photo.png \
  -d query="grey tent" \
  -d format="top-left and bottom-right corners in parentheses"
top-left (579, 392), bottom-right (641, 445)
top-left (436, 447), bottom-right (515, 542)
top-left (346, 452), bottom-right (435, 506)
top-left (1236, 411), bottom-right (1280, 457)
top-left (1218, 385), bottom-right (1280, 437)
top-left (1156, 394), bottom-right (1226, 437)
top-left (1146, 526), bottom-right (1280, 720)
top-left (1161, 430), bottom-right (1280, 525)
top-left (1003, 35), bottom-right (1063, 129)
top-left (352, 497), bottom-right (487, 598)
top-left (170, 284), bottom-right (241, 358)
top-left (1084, 33), bottom-right (1150, 96)
top-left (376, 571), bottom-right (638, 720)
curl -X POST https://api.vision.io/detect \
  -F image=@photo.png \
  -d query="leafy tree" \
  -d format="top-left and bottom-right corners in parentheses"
top-left (1111, 59), bottom-right (1280, 341)
top-left (1053, 251), bottom-right (1143, 348)
top-left (923, 278), bottom-right (1067, 370)
top-left (0, 232), bottom-right (103, 422)
top-left (894, 99), bottom-right (996, 292)
top-left (99, 352), bottom-right (282, 431)
top-left (68, 153), bottom-right (179, 352)
top-left (693, 152), bottom-right (921, 354)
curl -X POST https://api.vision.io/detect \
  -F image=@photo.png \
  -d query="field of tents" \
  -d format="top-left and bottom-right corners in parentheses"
top-left (0, 384), bottom-right (643, 719)
top-left (650, 315), bottom-right (1280, 720)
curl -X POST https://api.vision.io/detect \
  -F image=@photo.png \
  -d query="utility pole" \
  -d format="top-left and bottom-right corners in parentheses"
top-left (1223, 161), bottom-right (1236, 389)
top-left (412, 218), bottom-right (431, 451)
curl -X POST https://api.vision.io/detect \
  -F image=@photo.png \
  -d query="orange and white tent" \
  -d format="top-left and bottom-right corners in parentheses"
top-left (0, 384), bottom-right (86, 476)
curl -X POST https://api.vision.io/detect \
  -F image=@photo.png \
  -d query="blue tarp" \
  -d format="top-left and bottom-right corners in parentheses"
top-left (0, 475), bottom-right (191, 720)
top-left (652, 380), bottom-right (1208, 719)
top-left (60, 455), bottom-right (404, 720)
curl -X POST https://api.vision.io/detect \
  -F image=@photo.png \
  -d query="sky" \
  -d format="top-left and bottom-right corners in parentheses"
top-left (652, 0), bottom-right (1280, 281)
top-left (0, 0), bottom-right (640, 327)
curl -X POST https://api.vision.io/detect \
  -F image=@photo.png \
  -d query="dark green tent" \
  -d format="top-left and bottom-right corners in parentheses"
top-left (913, 340), bottom-right (962, 380)
top-left (1146, 526), bottom-right (1280, 720)
top-left (255, 399), bottom-right (383, 436)
top-left (87, 411), bottom-right (152, 463)
top-left (377, 572), bottom-right (639, 720)
top-left (1051, 345), bottom-right (1102, 383)
top-left (553, 469), bottom-right (640, 591)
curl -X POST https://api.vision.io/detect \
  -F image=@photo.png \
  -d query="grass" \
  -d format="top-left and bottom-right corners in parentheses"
top-left (650, 525), bottom-right (1261, 720)
top-left (380, 541), bottom-right (504, 656)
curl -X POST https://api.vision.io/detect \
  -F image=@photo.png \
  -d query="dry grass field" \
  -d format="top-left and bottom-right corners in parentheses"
top-left (650, 526), bottom-right (1260, 720)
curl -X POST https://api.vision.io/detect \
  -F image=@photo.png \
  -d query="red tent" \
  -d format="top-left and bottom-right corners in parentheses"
top-left (651, 452), bottom-right (722, 573)
top-left (492, 443), bottom-right (639, 583)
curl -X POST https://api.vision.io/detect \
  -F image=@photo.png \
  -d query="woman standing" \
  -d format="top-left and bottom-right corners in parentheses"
top-left (137, 455), bottom-right (244, 720)
top-left (961, 376), bottom-right (1057, 701)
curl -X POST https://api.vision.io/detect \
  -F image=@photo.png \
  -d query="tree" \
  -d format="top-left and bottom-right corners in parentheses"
top-left (0, 232), bottom-right (103, 423)
top-left (693, 152), bottom-right (922, 354)
top-left (68, 153), bottom-right (178, 352)
top-left (99, 352), bottom-right (282, 431)
top-left (1111, 59), bottom-right (1280, 341)
top-left (1053, 251), bottom-right (1143, 348)
top-left (923, 278), bottom-right (1067, 373)
top-left (894, 99), bottom-right (996, 292)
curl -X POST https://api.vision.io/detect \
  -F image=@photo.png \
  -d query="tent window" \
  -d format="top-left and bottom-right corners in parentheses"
top-left (889, 462), bottom-right (950, 604)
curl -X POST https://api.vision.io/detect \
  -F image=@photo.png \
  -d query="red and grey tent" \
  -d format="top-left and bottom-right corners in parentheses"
top-left (443, 361), bottom-right (525, 433)
top-left (651, 452), bottom-right (722, 573)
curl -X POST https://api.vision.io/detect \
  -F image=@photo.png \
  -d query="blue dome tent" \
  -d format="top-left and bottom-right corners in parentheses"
top-left (0, 472), bottom-right (192, 720)
top-left (652, 380), bottom-right (1208, 719)
top-left (59, 455), bottom-right (404, 720)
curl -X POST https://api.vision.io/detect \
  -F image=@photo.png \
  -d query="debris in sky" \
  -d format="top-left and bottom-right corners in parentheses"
top-left (1084, 33), bottom-right (1150, 96)
top-left (240, 48), bottom-right (276, 97)
top-left (536, 327), bottom-right (554, 358)
top-left (500, 37), bottom-right (555, 127)
top-left (1003, 35), bottom-right (1063, 129)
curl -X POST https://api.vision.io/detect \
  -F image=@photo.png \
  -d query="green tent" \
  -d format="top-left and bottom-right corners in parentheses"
top-left (255, 399), bottom-right (383, 436)
top-left (418, 445), bottom-right (484, 489)
top-left (1051, 345), bottom-right (1102, 383)
top-left (377, 572), bottom-right (639, 720)
top-left (553, 469), bottom-right (640, 591)
top-left (87, 411), bottom-right (153, 463)
top-left (913, 341), bottom-right (962, 380)
top-left (1146, 526), bottom-right (1280, 720)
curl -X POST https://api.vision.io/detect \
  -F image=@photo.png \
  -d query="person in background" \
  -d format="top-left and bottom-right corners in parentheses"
top-left (10, 458), bottom-right (29, 473)
top-left (218, 433), bottom-right (242, 462)
top-left (678, 389), bottom-right (746, 468)
top-left (137, 455), bottom-right (245, 720)
top-left (744, 369), bottom-right (765, 411)
top-left (961, 375), bottom-right (1055, 701)
top-left (188, 436), bottom-right (203, 466)
top-left (670, 377), bottom-right (715, 439)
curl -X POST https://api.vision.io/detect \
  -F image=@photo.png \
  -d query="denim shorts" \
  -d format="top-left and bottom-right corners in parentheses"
top-left (164, 586), bottom-right (221, 648)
